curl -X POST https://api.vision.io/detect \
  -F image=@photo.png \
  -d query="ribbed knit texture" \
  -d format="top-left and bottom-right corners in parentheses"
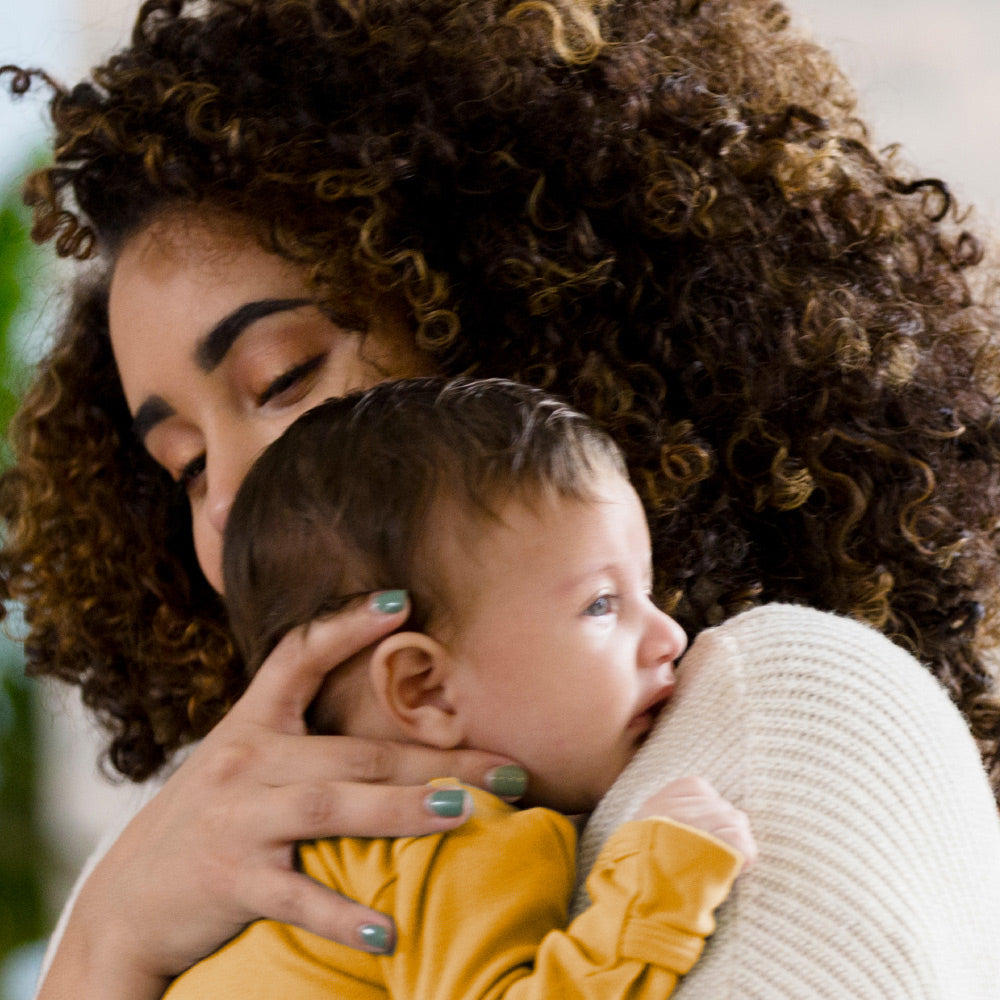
top-left (572, 603), bottom-right (1000, 999)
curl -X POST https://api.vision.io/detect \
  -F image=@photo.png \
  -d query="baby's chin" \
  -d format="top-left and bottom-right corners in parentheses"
top-left (519, 780), bottom-right (608, 817)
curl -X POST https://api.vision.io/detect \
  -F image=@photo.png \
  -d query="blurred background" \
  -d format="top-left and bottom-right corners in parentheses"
top-left (0, 0), bottom-right (998, 996)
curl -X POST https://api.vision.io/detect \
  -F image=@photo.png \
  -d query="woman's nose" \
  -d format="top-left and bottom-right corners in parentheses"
top-left (205, 479), bottom-right (235, 536)
top-left (203, 435), bottom-right (258, 536)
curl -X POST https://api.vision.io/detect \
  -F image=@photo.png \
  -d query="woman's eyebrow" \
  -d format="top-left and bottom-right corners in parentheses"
top-left (194, 298), bottom-right (313, 372)
top-left (133, 395), bottom-right (175, 444)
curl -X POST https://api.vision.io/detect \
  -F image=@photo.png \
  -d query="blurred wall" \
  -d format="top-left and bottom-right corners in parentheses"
top-left (795, 0), bottom-right (1000, 230)
top-left (1, 0), bottom-right (134, 186)
top-left (0, 0), bottom-right (146, 953)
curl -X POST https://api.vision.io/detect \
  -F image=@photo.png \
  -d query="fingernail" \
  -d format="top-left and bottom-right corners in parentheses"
top-left (487, 764), bottom-right (528, 799)
top-left (372, 590), bottom-right (408, 614)
top-left (359, 922), bottom-right (393, 954)
top-left (425, 788), bottom-right (468, 818)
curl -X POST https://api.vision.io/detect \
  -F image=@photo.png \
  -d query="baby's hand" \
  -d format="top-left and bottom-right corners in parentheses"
top-left (635, 776), bottom-right (757, 868)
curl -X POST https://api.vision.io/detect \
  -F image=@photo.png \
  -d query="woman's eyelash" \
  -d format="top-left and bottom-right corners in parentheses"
top-left (257, 354), bottom-right (325, 405)
top-left (178, 454), bottom-right (206, 490)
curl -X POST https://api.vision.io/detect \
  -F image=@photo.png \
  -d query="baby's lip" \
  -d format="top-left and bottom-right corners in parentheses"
top-left (629, 683), bottom-right (676, 731)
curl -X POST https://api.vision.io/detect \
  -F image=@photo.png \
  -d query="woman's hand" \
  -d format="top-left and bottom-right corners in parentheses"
top-left (37, 593), bottom-right (526, 1000)
top-left (636, 776), bottom-right (757, 869)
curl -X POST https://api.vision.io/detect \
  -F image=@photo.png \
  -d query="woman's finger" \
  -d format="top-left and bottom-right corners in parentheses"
top-left (252, 779), bottom-right (478, 842)
top-left (252, 733), bottom-right (527, 798)
top-left (240, 868), bottom-right (396, 954)
top-left (238, 591), bottom-right (410, 729)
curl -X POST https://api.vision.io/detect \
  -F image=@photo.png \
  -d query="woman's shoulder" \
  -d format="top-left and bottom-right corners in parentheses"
top-left (623, 602), bottom-right (997, 832)
top-left (575, 603), bottom-right (1000, 999)
top-left (676, 603), bottom-right (980, 756)
top-left (692, 600), bottom-right (949, 691)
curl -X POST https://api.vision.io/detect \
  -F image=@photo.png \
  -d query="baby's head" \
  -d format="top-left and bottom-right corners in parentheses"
top-left (224, 377), bottom-right (684, 811)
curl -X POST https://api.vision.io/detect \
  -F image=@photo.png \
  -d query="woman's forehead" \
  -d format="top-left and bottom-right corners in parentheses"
top-left (108, 220), bottom-right (306, 402)
top-left (112, 208), bottom-right (279, 281)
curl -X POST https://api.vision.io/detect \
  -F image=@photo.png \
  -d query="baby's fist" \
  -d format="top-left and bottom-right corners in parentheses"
top-left (636, 776), bottom-right (757, 868)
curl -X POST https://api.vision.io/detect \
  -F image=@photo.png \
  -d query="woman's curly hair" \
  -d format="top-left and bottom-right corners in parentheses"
top-left (3, 0), bottom-right (1000, 789)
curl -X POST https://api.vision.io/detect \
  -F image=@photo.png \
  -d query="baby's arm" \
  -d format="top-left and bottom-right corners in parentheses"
top-left (161, 783), bottom-right (747, 1000)
top-left (386, 785), bottom-right (747, 1000)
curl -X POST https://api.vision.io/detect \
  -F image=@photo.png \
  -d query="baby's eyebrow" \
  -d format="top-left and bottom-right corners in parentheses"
top-left (558, 563), bottom-right (621, 594)
top-left (194, 297), bottom-right (312, 373)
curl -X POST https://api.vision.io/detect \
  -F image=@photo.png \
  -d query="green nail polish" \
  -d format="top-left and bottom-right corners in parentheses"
top-left (372, 590), bottom-right (407, 614)
top-left (426, 788), bottom-right (467, 818)
top-left (359, 923), bottom-right (391, 953)
top-left (487, 765), bottom-right (528, 799)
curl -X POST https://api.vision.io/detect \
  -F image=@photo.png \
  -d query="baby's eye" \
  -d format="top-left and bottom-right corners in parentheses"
top-left (257, 354), bottom-right (325, 406)
top-left (583, 595), bottom-right (616, 617)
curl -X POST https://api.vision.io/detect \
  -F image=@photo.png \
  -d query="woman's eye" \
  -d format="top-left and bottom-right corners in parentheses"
top-left (584, 595), bottom-right (615, 617)
top-left (177, 453), bottom-right (206, 492)
top-left (257, 354), bottom-right (325, 405)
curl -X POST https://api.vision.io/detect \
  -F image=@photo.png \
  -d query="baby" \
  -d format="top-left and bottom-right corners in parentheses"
top-left (165, 377), bottom-right (755, 999)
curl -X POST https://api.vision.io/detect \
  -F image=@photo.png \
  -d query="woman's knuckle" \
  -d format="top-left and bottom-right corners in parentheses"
top-left (203, 739), bottom-right (259, 785)
top-left (261, 880), bottom-right (304, 924)
top-left (295, 783), bottom-right (336, 828)
top-left (347, 740), bottom-right (396, 783)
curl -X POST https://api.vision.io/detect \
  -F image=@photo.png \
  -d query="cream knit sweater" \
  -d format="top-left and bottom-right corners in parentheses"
top-left (573, 603), bottom-right (1000, 998)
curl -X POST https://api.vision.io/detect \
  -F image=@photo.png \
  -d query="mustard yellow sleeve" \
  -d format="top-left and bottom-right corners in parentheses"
top-left (162, 792), bottom-right (580, 1000)
top-left (546, 818), bottom-right (743, 992)
top-left (161, 836), bottom-right (391, 999)
top-left (163, 794), bottom-right (741, 1000)
top-left (379, 798), bottom-right (578, 999)
top-left (385, 802), bottom-right (742, 1000)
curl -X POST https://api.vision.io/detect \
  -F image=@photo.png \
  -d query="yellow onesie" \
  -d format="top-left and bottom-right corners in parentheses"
top-left (165, 785), bottom-right (741, 999)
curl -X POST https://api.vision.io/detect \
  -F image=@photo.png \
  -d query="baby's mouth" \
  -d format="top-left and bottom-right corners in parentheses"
top-left (629, 686), bottom-right (675, 737)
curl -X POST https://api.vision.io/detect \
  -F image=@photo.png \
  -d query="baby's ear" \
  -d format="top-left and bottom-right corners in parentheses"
top-left (369, 632), bottom-right (465, 749)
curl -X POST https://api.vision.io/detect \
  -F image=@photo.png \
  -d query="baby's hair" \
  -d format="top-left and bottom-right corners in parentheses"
top-left (223, 377), bottom-right (627, 672)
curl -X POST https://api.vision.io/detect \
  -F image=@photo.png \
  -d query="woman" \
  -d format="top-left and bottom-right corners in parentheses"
top-left (2, 0), bottom-right (999, 996)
